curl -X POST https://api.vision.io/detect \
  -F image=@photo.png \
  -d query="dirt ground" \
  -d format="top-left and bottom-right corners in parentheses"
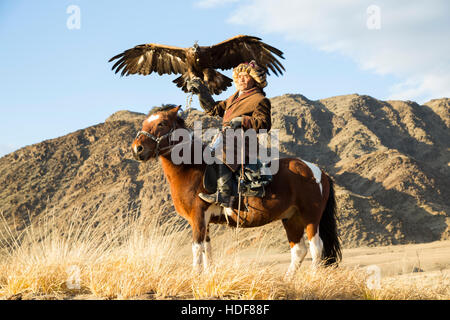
top-left (253, 239), bottom-right (450, 288)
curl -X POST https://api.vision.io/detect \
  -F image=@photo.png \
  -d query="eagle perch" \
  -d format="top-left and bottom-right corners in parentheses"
top-left (108, 35), bottom-right (285, 95)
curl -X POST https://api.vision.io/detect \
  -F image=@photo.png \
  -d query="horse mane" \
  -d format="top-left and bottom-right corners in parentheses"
top-left (147, 104), bottom-right (186, 128)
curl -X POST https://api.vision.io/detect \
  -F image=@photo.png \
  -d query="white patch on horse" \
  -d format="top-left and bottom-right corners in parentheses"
top-left (301, 159), bottom-right (323, 195)
top-left (309, 227), bottom-right (324, 269)
top-left (192, 242), bottom-right (203, 272)
top-left (285, 237), bottom-right (308, 279)
top-left (133, 144), bottom-right (138, 154)
top-left (223, 208), bottom-right (234, 217)
top-left (147, 114), bottom-right (160, 123)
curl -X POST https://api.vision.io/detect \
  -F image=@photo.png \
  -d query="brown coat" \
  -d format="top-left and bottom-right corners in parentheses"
top-left (205, 87), bottom-right (271, 171)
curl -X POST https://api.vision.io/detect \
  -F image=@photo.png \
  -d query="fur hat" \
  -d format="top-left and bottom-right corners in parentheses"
top-left (232, 60), bottom-right (267, 89)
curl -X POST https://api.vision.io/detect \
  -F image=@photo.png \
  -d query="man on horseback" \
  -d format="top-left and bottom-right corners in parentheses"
top-left (187, 61), bottom-right (271, 209)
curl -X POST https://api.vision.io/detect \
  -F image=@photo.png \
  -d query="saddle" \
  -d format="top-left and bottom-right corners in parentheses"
top-left (203, 160), bottom-right (273, 207)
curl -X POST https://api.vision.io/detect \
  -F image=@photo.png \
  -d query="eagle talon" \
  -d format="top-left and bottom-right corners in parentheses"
top-left (186, 78), bottom-right (203, 94)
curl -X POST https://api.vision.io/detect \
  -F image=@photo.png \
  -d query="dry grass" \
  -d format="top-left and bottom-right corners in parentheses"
top-left (0, 208), bottom-right (448, 300)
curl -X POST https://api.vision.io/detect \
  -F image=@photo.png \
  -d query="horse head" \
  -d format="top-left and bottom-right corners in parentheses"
top-left (132, 104), bottom-right (183, 161)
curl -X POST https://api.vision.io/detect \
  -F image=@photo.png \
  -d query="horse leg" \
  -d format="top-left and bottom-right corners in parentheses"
top-left (191, 205), bottom-right (216, 273)
top-left (190, 214), bottom-right (208, 274)
top-left (202, 204), bottom-right (221, 271)
top-left (192, 241), bottom-right (204, 274)
top-left (306, 223), bottom-right (323, 270)
top-left (203, 225), bottom-right (212, 271)
top-left (282, 215), bottom-right (307, 280)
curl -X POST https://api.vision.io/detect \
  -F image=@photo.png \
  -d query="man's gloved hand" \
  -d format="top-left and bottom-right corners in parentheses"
top-left (186, 77), bottom-right (205, 94)
top-left (230, 117), bottom-right (243, 129)
top-left (186, 77), bottom-right (216, 113)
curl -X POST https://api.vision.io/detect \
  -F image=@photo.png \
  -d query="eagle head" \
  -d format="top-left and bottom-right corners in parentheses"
top-left (192, 41), bottom-right (199, 53)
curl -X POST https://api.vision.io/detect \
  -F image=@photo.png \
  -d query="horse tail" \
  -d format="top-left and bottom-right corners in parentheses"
top-left (319, 176), bottom-right (342, 266)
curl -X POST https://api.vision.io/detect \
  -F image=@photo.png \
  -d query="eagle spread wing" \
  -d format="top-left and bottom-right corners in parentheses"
top-left (208, 35), bottom-right (285, 76)
top-left (108, 44), bottom-right (188, 76)
top-left (108, 35), bottom-right (285, 95)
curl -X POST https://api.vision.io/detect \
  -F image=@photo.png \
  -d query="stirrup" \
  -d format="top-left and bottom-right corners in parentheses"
top-left (198, 192), bottom-right (234, 209)
top-left (198, 192), bottom-right (216, 204)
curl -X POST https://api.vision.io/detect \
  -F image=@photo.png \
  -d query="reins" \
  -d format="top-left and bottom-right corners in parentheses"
top-left (185, 93), bottom-right (194, 110)
top-left (236, 128), bottom-right (244, 234)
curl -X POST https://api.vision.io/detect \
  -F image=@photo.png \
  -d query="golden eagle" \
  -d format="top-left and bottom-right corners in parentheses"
top-left (108, 35), bottom-right (285, 95)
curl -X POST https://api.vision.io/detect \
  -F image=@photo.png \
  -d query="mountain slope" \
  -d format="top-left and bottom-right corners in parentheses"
top-left (0, 94), bottom-right (448, 247)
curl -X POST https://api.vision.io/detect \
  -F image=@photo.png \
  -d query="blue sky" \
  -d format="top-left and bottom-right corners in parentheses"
top-left (1, 0), bottom-right (448, 156)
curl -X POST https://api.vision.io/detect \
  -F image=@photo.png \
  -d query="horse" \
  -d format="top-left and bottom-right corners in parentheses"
top-left (131, 104), bottom-right (341, 278)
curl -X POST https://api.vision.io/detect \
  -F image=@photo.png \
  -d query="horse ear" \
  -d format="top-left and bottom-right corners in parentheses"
top-left (169, 105), bottom-right (182, 117)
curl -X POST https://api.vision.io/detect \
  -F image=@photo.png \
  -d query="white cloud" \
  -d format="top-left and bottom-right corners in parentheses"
top-left (225, 0), bottom-right (450, 102)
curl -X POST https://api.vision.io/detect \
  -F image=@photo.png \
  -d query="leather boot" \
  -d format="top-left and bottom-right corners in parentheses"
top-left (199, 163), bottom-right (235, 208)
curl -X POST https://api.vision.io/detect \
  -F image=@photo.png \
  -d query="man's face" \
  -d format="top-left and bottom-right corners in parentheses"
top-left (236, 72), bottom-right (255, 91)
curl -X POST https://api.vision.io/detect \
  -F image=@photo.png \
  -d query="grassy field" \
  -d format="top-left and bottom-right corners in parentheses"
top-left (0, 208), bottom-right (448, 300)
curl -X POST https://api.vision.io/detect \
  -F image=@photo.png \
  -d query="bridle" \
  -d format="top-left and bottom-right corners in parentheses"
top-left (135, 125), bottom-right (176, 157)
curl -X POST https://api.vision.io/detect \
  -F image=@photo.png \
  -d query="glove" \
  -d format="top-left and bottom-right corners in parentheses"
top-left (230, 117), bottom-right (243, 129)
top-left (186, 77), bottom-right (204, 94)
top-left (186, 77), bottom-right (216, 113)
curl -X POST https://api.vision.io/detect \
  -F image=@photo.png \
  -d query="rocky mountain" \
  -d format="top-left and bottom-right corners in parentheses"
top-left (0, 94), bottom-right (448, 247)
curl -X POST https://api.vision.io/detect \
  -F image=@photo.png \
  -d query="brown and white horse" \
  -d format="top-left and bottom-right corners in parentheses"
top-left (131, 105), bottom-right (341, 278)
